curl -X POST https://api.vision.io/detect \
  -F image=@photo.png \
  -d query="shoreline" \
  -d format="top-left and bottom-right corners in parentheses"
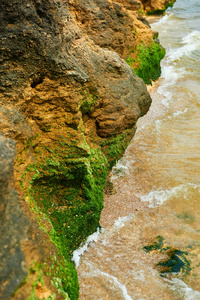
top-left (100, 77), bottom-right (167, 228)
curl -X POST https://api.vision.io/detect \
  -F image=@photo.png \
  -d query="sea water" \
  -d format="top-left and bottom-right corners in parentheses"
top-left (76, 0), bottom-right (200, 298)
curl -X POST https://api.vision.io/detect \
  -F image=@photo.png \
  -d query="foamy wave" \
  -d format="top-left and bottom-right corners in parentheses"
top-left (167, 107), bottom-right (189, 120)
top-left (113, 215), bottom-right (131, 229)
top-left (100, 215), bottom-right (134, 246)
top-left (157, 65), bottom-right (187, 106)
top-left (167, 30), bottom-right (200, 61)
top-left (182, 30), bottom-right (200, 44)
top-left (72, 227), bottom-right (102, 269)
top-left (137, 183), bottom-right (200, 208)
top-left (111, 158), bottom-right (130, 180)
top-left (161, 65), bottom-right (186, 82)
top-left (152, 11), bottom-right (173, 27)
top-left (166, 278), bottom-right (200, 300)
top-left (138, 189), bottom-right (172, 207)
top-left (152, 119), bottom-right (163, 133)
top-left (168, 107), bottom-right (188, 119)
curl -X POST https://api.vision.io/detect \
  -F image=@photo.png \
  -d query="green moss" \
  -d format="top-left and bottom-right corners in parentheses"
top-left (132, 28), bottom-right (137, 35)
top-left (44, 254), bottom-right (76, 300)
top-left (153, 32), bottom-right (159, 40)
top-left (27, 262), bottom-right (45, 300)
top-left (25, 195), bottom-right (78, 300)
top-left (40, 123), bottom-right (52, 132)
top-left (79, 86), bottom-right (99, 114)
top-left (139, 7), bottom-right (144, 15)
top-left (19, 126), bottom-right (133, 299)
top-left (99, 130), bottom-right (132, 169)
top-left (12, 261), bottom-right (55, 300)
top-left (126, 41), bottom-right (165, 84)
top-left (20, 133), bottom-right (111, 299)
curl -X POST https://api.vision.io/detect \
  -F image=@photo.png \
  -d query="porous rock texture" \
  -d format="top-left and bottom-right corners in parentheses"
top-left (0, 0), bottom-right (167, 299)
top-left (0, 135), bottom-right (27, 300)
top-left (68, 0), bottom-right (153, 58)
top-left (139, 0), bottom-right (176, 13)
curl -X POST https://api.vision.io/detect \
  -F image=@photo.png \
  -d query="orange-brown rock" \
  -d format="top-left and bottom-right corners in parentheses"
top-left (139, 0), bottom-right (176, 13)
top-left (0, 0), bottom-right (158, 299)
top-left (114, 0), bottom-right (142, 11)
top-left (69, 0), bottom-right (154, 59)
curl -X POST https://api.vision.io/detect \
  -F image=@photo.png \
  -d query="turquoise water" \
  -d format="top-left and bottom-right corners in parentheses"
top-left (76, 1), bottom-right (200, 299)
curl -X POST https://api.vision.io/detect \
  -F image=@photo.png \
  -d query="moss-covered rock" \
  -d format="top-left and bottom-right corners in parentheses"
top-left (126, 40), bottom-right (165, 84)
top-left (16, 122), bottom-right (134, 299)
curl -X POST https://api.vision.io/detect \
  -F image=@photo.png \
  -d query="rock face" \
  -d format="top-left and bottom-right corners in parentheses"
top-left (0, 0), bottom-right (151, 139)
top-left (0, 0), bottom-right (166, 299)
top-left (0, 135), bottom-right (27, 300)
top-left (68, 0), bottom-right (153, 58)
top-left (139, 0), bottom-right (176, 13)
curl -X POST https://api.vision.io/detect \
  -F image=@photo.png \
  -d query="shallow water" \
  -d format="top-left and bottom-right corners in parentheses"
top-left (76, 1), bottom-right (200, 298)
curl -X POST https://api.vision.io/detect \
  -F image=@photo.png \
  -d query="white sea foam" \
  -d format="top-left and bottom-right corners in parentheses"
top-left (85, 262), bottom-right (133, 300)
top-left (182, 30), bottom-right (200, 45)
top-left (157, 65), bottom-right (187, 107)
top-left (138, 189), bottom-right (172, 207)
top-left (153, 12), bottom-right (173, 26)
top-left (167, 107), bottom-right (188, 120)
top-left (173, 107), bottom-right (188, 117)
top-left (167, 30), bottom-right (200, 62)
top-left (157, 66), bottom-right (178, 104)
top-left (113, 215), bottom-right (131, 229)
top-left (100, 215), bottom-right (134, 246)
top-left (166, 278), bottom-right (200, 300)
top-left (169, 107), bottom-right (188, 118)
top-left (111, 158), bottom-right (130, 180)
top-left (72, 227), bottom-right (102, 269)
top-left (137, 183), bottom-right (200, 208)
top-left (153, 119), bottom-right (162, 133)
top-left (161, 65), bottom-right (185, 82)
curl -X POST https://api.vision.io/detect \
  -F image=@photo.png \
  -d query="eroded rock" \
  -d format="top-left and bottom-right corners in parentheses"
top-left (0, 135), bottom-right (27, 299)
top-left (0, 0), bottom-right (156, 298)
top-left (69, 0), bottom-right (153, 58)
top-left (139, 0), bottom-right (176, 14)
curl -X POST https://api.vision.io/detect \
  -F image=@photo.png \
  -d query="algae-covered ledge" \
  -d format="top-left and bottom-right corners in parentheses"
top-left (0, 0), bottom-right (167, 299)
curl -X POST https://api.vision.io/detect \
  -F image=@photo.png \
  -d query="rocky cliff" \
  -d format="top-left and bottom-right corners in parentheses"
top-left (0, 0), bottom-right (171, 299)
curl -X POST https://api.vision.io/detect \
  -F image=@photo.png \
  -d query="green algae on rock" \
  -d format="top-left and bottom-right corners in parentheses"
top-left (126, 40), bottom-right (166, 84)
top-left (17, 124), bottom-right (135, 299)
